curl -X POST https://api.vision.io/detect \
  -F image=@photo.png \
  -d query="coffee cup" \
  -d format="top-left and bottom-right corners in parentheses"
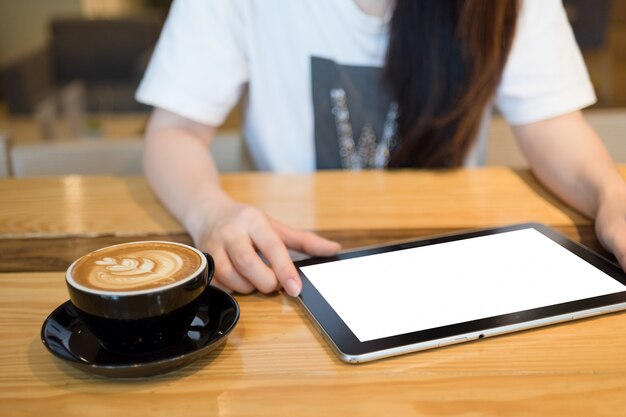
top-left (65, 241), bottom-right (214, 354)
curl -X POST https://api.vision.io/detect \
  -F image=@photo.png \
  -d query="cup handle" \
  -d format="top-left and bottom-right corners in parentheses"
top-left (203, 252), bottom-right (215, 285)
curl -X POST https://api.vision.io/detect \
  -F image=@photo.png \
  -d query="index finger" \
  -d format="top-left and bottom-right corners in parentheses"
top-left (249, 220), bottom-right (302, 297)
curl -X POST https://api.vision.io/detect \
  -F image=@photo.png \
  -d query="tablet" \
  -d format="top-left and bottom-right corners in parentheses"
top-left (295, 223), bottom-right (626, 363)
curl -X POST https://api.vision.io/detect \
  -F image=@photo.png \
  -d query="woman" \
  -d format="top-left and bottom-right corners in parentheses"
top-left (137, 0), bottom-right (626, 296)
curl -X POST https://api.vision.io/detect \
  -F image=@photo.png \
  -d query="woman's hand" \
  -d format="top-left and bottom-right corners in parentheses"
top-left (143, 108), bottom-right (341, 296)
top-left (190, 198), bottom-right (341, 297)
top-left (594, 187), bottom-right (626, 271)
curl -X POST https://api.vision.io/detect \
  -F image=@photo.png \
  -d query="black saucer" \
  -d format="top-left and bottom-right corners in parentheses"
top-left (41, 286), bottom-right (239, 378)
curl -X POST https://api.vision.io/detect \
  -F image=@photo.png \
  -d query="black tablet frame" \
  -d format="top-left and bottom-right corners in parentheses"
top-left (295, 223), bottom-right (626, 362)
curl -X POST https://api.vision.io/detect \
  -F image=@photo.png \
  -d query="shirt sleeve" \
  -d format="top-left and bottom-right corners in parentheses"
top-left (495, 0), bottom-right (596, 125)
top-left (135, 0), bottom-right (248, 126)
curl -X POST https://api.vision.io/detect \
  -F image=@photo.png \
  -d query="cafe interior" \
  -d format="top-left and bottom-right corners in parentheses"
top-left (1, 0), bottom-right (626, 415)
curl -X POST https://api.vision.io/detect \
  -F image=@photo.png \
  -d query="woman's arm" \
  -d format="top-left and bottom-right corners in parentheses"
top-left (143, 107), bottom-right (340, 296)
top-left (512, 110), bottom-right (626, 269)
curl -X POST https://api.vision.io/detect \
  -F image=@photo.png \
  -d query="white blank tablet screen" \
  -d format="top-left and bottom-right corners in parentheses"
top-left (301, 228), bottom-right (626, 342)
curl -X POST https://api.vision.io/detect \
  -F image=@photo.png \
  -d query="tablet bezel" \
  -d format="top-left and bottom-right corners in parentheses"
top-left (295, 223), bottom-right (626, 363)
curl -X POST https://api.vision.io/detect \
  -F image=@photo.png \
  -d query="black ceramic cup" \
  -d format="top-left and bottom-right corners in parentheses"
top-left (65, 241), bottom-right (214, 354)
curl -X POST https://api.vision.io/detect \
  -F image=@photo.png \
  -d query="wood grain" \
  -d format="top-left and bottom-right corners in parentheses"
top-left (0, 226), bottom-right (614, 273)
top-left (0, 233), bottom-right (193, 272)
top-left (4, 167), bottom-right (621, 238)
top-left (1, 272), bottom-right (625, 417)
top-left (0, 176), bottom-right (182, 237)
top-left (220, 168), bottom-right (591, 231)
top-left (0, 167), bottom-right (620, 271)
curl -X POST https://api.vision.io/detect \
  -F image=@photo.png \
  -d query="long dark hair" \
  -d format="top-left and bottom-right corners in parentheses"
top-left (383, 0), bottom-right (519, 168)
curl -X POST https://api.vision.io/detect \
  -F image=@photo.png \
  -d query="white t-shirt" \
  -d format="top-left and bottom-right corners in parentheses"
top-left (136, 0), bottom-right (596, 172)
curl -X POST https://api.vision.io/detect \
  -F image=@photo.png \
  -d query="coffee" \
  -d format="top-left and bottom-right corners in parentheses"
top-left (70, 241), bottom-right (203, 292)
top-left (65, 241), bottom-right (214, 354)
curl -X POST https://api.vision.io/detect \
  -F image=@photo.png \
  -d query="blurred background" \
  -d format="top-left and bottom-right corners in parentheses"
top-left (0, 0), bottom-right (624, 177)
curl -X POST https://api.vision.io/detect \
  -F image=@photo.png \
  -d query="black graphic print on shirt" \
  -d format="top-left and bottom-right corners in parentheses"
top-left (310, 56), bottom-right (395, 170)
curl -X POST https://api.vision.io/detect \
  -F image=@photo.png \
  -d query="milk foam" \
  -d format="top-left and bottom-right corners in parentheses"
top-left (90, 250), bottom-right (183, 290)
top-left (70, 242), bottom-right (203, 292)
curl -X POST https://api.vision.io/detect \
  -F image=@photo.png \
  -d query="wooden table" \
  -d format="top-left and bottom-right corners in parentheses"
top-left (1, 167), bottom-right (626, 416)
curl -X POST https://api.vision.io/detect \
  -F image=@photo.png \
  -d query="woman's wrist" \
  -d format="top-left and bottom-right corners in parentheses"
top-left (182, 186), bottom-right (237, 245)
top-left (596, 176), bottom-right (626, 217)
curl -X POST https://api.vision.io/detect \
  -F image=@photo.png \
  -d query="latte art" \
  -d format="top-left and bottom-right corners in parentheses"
top-left (91, 250), bottom-right (184, 289)
top-left (70, 242), bottom-right (203, 292)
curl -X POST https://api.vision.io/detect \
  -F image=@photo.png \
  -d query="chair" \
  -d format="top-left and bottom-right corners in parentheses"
top-left (10, 138), bottom-right (144, 177)
top-left (33, 96), bottom-right (60, 140)
top-left (210, 131), bottom-right (255, 172)
top-left (9, 131), bottom-right (255, 177)
top-left (486, 116), bottom-right (527, 167)
top-left (0, 133), bottom-right (12, 177)
top-left (486, 109), bottom-right (626, 167)
top-left (59, 81), bottom-right (88, 139)
top-left (585, 109), bottom-right (626, 163)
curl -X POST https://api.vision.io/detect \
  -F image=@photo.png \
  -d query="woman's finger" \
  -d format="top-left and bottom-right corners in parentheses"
top-left (224, 234), bottom-right (279, 294)
top-left (271, 218), bottom-right (341, 256)
top-left (207, 245), bottom-right (256, 294)
top-left (249, 218), bottom-right (303, 297)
